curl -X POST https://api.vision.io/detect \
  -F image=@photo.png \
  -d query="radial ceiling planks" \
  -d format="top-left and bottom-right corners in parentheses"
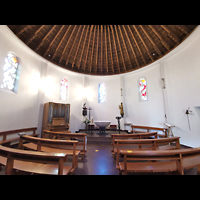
top-left (8, 25), bottom-right (198, 75)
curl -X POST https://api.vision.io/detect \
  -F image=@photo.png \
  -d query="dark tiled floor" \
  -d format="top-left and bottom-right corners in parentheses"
top-left (74, 143), bottom-right (119, 175)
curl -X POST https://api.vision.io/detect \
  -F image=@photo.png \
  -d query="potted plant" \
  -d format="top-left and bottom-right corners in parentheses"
top-left (83, 117), bottom-right (90, 133)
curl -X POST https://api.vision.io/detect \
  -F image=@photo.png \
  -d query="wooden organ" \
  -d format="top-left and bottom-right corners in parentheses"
top-left (42, 102), bottom-right (70, 132)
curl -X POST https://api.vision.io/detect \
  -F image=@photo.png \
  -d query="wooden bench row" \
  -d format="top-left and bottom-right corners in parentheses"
top-left (120, 148), bottom-right (200, 175)
top-left (0, 145), bottom-right (71, 175)
top-left (112, 132), bottom-right (200, 175)
top-left (0, 127), bottom-right (38, 146)
top-left (43, 130), bottom-right (87, 159)
top-left (19, 135), bottom-right (80, 173)
top-left (0, 128), bottom-right (88, 175)
top-left (111, 131), bottom-right (158, 157)
top-left (131, 125), bottom-right (168, 137)
top-left (114, 136), bottom-right (181, 170)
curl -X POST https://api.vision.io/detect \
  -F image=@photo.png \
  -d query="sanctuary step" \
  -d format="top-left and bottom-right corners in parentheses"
top-left (77, 129), bottom-right (125, 144)
top-left (87, 135), bottom-right (112, 144)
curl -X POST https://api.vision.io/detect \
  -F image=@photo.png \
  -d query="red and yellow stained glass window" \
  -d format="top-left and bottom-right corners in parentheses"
top-left (139, 77), bottom-right (148, 101)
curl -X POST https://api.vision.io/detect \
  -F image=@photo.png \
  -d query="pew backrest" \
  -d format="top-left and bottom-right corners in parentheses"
top-left (131, 125), bottom-right (168, 137)
top-left (19, 134), bottom-right (78, 154)
top-left (43, 130), bottom-right (71, 139)
top-left (120, 148), bottom-right (200, 175)
top-left (111, 132), bottom-right (158, 153)
top-left (0, 145), bottom-right (67, 175)
top-left (115, 137), bottom-right (181, 169)
top-left (19, 135), bottom-right (80, 172)
top-left (43, 130), bottom-right (87, 156)
top-left (0, 127), bottom-right (38, 146)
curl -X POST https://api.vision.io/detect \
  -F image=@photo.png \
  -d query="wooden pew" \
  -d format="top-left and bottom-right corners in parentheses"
top-left (115, 137), bottom-right (181, 169)
top-left (0, 127), bottom-right (38, 146)
top-left (111, 132), bottom-right (158, 158)
top-left (119, 148), bottom-right (200, 175)
top-left (43, 130), bottom-right (87, 159)
top-left (43, 130), bottom-right (71, 138)
top-left (18, 135), bottom-right (80, 173)
top-left (0, 145), bottom-right (71, 175)
top-left (131, 125), bottom-right (168, 137)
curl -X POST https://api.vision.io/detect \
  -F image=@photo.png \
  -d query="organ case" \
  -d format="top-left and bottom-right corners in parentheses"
top-left (42, 102), bottom-right (70, 132)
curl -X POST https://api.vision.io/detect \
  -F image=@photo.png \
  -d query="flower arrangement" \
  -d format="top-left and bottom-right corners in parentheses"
top-left (83, 117), bottom-right (90, 124)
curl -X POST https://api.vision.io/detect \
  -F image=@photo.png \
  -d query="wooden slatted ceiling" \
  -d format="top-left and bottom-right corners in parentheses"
top-left (7, 25), bottom-right (198, 76)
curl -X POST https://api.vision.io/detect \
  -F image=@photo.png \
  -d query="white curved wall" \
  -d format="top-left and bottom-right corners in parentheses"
top-left (122, 26), bottom-right (200, 147)
top-left (0, 25), bottom-right (200, 147)
top-left (0, 25), bottom-right (85, 134)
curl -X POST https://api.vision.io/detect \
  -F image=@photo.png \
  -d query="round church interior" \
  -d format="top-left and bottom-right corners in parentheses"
top-left (0, 25), bottom-right (200, 175)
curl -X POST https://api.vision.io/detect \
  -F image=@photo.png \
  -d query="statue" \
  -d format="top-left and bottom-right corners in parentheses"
top-left (82, 103), bottom-right (87, 116)
top-left (119, 102), bottom-right (124, 118)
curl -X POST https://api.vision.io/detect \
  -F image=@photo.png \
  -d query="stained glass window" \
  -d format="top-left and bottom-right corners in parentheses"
top-left (60, 77), bottom-right (68, 100)
top-left (0, 52), bottom-right (20, 93)
top-left (139, 77), bottom-right (148, 101)
top-left (98, 83), bottom-right (106, 103)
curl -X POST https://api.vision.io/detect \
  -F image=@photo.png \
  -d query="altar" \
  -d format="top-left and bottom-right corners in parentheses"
top-left (94, 121), bottom-right (111, 135)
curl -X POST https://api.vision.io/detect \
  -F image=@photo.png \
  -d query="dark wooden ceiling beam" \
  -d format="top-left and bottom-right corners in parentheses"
top-left (104, 25), bottom-right (109, 74)
top-left (65, 25), bottom-right (82, 67)
top-left (43, 25), bottom-right (65, 57)
top-left (176, 25), bottom-right (190, 35)
top-left (127, 25), bottom-right (147, 65)
top-left (140, 25), bottom-right (162, 56)
top-left (35, 25), bottom-right (57, 52)
top-left (100, 25), bottom-right (103, 74)
top-left (78, 25), bottom-right (90, 71)
top-left (16, 25), bottom-right (29, 36)
top-left (57, 25), bottom-right (74, 63)
top-left (114, 25), bottom-right (127, 72)
top-left (26, 25), bottom-right (45, 45)
top-left (107, 25), bottom-right (115, 74)
top-left (149, 25), bottom-right (170, 51)
top-left (71, 25), bottom-right (86, 68)
top-left (122, 25), bottom-right (140, 68)
top-left (110, 25), bottom-right (121, 73)
top-left (95, 25), bottom-right (99, 74)
top-left (51, 25), bottom-right (72, 62)
top-left (132, 25), bottom-right (154, 62)
top-left (89, 25), bottom-right (96, 74)
top-left (11, 25), bottom-right (25, 35)
top-left (161, 25), bottom-right (180, 43)
top-left (117, 25), bottom-right (133, 69)
top-left (7, 25), bottom-right (197, 76)
top-left (83, 25), bottom-right (94, 73)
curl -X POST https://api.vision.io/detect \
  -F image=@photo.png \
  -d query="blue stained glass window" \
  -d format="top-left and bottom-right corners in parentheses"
top-left (98, 83), bottom-right (106, 103)
top-left (0, 52), bottom-right (20, 93)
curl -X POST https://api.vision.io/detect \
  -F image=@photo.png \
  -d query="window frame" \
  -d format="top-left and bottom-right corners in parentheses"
top-left (98, 83), bottom-right (106, 103)
top-left (138, 77), bottom-right (148, 102)
top-left (0, 52), bottom-right (20, 94)
top-left (60, 77), bottom-right (69, 101)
